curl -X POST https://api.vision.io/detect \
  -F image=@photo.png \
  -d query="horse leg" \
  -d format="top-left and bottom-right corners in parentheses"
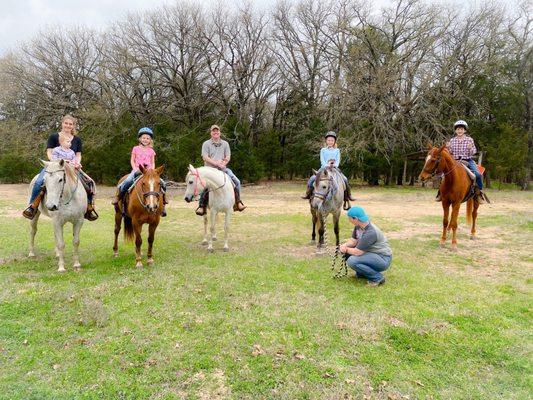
top-left (310, 209), bottom-right (317, 245)
top-left (201, 214), bottom-right (209, 245)
top-left (440, 201), bottom-right (450, 248)
top-left (223, 212), bottom-right (230, 252)
top-left (53, 220), bottom-right (66, 273)
top-left (113, 209), bottom-right (122, 257)
top-left (134, 221), bottom-right (143, 268)
top-left (28, 210), bottom-right (41, 257)
top-left (317, 214), bottom-right (325, 250)
top-left (449, 202), bottom-right (461, 252)
top-left (471, 199), bottom-right (479, 240)
top-left (147, 223), bottom-right (157, 266)
top-left (72, 219), bottom-right (84, 270)
top-left (212, 213), bottom-right (218, 241)
top-left (333, 212), bottom-right (340, 247)
top-left (208, 209), bottom-right (216, 252)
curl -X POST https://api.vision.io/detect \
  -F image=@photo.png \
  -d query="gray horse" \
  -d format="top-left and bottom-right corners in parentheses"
top-left (28, 160), bottom-right (88, 272)
top-left (309, 166), bottom-right (346, 252)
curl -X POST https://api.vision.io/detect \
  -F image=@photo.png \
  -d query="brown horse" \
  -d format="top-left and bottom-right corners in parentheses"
top-left (419, 145), bottom-right (481, 251)
top-left (113, 165), bottom-right (165, 267)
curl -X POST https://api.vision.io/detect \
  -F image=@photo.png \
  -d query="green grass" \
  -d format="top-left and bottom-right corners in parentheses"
top-left (0, 184), bottom-right (531, 399)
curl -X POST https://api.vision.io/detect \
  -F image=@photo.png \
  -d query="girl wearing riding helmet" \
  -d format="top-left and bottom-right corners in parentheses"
top-left (436, 120), bottom-right (487, 203)
top-left (112, 127), bottom-right (168, 216)
top-left (302, 131), bottom-right (355, 207)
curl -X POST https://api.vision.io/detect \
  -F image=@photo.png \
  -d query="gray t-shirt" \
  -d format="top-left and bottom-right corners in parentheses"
top-left (201, 139), bottom-right (231, 168)
top-left (352, 222), bottom-right (392, 256)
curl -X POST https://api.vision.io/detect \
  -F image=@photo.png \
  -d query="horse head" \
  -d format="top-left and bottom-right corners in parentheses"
top-left (419, 143), bottom-right (447, 182)
top-left (311, 168), bottom-right (333, 211)
top-left (184, 164), bottom-right (203, 203)
top-left (138, 164), bottom-right (165, 214)
top-left (42, 159), bottom-right (74, 211)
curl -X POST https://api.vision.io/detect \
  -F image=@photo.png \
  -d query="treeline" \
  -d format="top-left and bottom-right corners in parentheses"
top-left (0, 0), bottom-right (530, 187)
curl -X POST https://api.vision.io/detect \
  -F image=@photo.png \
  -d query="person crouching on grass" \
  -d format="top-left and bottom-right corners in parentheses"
top-left (339, 206), bottom-right (392, 287)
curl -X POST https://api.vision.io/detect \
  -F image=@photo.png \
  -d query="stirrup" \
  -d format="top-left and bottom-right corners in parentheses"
top-left (343, 201), bottom-right (351, 210)
top-left (84, 209), bottom-right (99, 221)
top-left (22, 206), bottom-right (37, 220)
top-left (195, 206), bottom-right (206, 216)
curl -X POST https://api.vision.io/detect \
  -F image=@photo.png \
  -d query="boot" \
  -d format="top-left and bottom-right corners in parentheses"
top-left (233, 188), bottom-right (246, 212)
top-left (474, 187), bottom-right (485, 204)
top-left (84, 203), bottom-right (99, 221)
top-left (22, 188), bottom-right (45, 219)
top-left (161, 193), bottom-right (168, 217)
top-left (195, 191), bottom-right (209, 216)
top-left (344, 184), bottom-right (355, 201)
top-left (301, 186), bottom-right (313, 199)
top-left (435, 190), bottom-right (441, 202)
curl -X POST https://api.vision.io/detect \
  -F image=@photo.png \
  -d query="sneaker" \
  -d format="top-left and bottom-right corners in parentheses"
top-left (367, 278), bottom-right (386, 287)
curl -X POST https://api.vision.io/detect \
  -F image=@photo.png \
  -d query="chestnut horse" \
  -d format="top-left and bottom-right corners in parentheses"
top-left (419, 145), bottom-right (480, 251)
top-left (113, 165), bottom-right (165, 267)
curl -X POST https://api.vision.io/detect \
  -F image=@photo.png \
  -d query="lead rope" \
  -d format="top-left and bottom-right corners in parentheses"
top-left (320, 213), bottom-right (348, 279)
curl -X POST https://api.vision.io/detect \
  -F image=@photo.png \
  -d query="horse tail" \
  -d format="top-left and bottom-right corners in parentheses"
top-left (466, 199), bottom-right (473, 227)
top-left (123, 214), bottom-right (134, 242)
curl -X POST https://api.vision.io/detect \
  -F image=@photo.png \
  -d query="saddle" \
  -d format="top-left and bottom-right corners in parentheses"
top-left (458, 161), bottom-right (490, 203)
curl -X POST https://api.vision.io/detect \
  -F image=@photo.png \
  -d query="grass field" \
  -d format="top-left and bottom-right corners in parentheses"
top-left (0, 183), bottom-right (531, 399)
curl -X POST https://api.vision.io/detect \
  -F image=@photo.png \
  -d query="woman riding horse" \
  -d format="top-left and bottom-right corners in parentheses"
top-left (22, 114), bottom-right (98, 221)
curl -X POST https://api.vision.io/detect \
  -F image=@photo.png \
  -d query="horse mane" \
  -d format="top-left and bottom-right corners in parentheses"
top-left (64, 162), bottom-right (78, 185)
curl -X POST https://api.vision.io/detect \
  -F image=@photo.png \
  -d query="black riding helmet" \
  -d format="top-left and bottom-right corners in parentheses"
top-left (325, 131), bottom-right (337, 140)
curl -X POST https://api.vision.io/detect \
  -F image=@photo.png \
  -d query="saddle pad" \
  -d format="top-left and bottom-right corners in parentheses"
top-left (459, 162), bottom-right (476, 180)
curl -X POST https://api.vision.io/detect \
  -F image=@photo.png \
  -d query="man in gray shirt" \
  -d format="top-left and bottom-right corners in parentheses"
top-left (339, 206), bottom-right (392, 286)
top-left (195, 125), bottom-right (246, 215)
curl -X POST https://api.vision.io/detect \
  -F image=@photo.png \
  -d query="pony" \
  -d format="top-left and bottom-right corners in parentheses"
top-left (28, 160), bottom-right (87, 272)
top-left (419, 145), bottom-right (481, 251)
top-left (309, 166), bottom-right (346, 252)
top-left (184, 165), bottom-right (234, 252)
top-left (113, 165), bottom-right (165, 267)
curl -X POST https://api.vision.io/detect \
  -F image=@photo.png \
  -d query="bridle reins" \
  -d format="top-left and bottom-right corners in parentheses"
top-left (422, 151), bottom-right (459, 179)
top-left (44, 168), bottom-right (79, 207)
top-left (190, 169), bottom-right (227, 197)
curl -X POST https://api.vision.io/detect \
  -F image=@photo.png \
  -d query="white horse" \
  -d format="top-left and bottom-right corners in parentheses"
top-left (28, 160), bottom-right (87, 272)
top-left (184, 165), bottom-right (234, 252)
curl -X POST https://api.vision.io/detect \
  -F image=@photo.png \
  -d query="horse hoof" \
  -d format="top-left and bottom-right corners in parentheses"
top-left (135, 262), bottom-right (143, 268)
top-left (147, 259), bottom-right (154, 266)
top-left (309, 240), bottom-right (316, 246)
top-left (212, 237), bottom-right (217, 242)
top-left (470, 236), bottom-right (477, 241)
top-left (28, 252), bottom-right (35, 258)
top-left (73, 263), bottom-right (81, 270)
top-left (223, 247), bottom-right (229, 252)
top-left (208, 248), bottom-right (214, 253)
top-left (57, 268), bottom-right (66, 273)
top-left (201, 240), bottom-right (208, 246)
top-left (450, 246), bottom-right (458, 252)
top-left (113, 252), bottom-right (119, 258)
top-left (439, 242), bottom-right (446, 248)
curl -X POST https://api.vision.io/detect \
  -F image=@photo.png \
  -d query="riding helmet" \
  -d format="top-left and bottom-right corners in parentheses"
top-left (453, 120), bottom-right (468, 130)
top-left (324, 131), bottom-right (337, 140)
top-left (138, 127), bottom-right (154, 138)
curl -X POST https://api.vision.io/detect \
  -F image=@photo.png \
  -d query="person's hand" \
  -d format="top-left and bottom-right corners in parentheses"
top-left (339, 244), bottom-right (348, 254)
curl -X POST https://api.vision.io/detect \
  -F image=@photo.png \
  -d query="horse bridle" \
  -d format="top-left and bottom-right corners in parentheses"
top-left (189, 169), bottom-right (227, 197)
top-left (312, 175), bottom-right (333, 201)
top-left (134, 175), bottom-right (162, 211)
top-left (44, 168), bottom-right (79, 206)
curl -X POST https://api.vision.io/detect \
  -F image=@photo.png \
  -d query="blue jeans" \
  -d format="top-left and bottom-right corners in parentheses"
top-left (223, 168), bottom-right (240, 193)
top-left (346, 253), bottom-right (392, 283)
top-left (307, 169), bottom-right (349, 188)
top-left (29, 168), bottom-right (46, 203)
top-left (118, 170), bottom-right (167, 194)
top-left (466, 159), bottom-right (483, 189)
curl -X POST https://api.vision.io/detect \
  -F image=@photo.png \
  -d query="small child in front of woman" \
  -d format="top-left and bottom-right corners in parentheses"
top-left (302, 131), bottom-right (355, 208)
top-left (112, 127), bottom-right (167, 216)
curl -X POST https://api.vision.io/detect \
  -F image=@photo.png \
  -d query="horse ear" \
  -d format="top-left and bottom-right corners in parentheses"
top-left (40, 159), bottom-right (49, 167)
top-left (188, 164), bottom-right (197, 174)
top-left (426, 140), bottom-right (433, 150)
top-left (438, 144), bottom-right (446, 153)
top-left (155, 165), bottom-right (165, 175)
top-left (312, 169), bottom-right (318, 175)
top-left (139, 164), bottom-right (146, 174)
top-left (58, 159), bottom-right (64, 167)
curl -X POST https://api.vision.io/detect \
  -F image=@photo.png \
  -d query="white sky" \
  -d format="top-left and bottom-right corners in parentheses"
top-left (1, 0), bottom-right (505, 56)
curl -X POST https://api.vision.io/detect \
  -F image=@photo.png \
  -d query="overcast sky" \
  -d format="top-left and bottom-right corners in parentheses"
top-left (1, 0), bottom-right (513, 56)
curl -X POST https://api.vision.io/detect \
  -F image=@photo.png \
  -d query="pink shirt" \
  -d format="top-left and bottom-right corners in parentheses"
top-left (132, 145), bottom-right (156, 169)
